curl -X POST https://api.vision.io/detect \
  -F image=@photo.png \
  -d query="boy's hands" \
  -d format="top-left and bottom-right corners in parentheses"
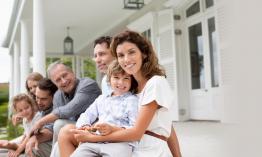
top-left (94, 123), bottom-right (113, 135)
top-left (78, 125), bottom-right (98, 134)
top-left (78, 123), bottom-right (114, 135)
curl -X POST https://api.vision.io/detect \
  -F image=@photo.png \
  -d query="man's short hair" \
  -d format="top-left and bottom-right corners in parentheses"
top-left (46, 60), bottom-right (73, 79)
top-left (37, 78), bottom-right (58, 96)
top-left (94, 36), bottom-right (112, 48)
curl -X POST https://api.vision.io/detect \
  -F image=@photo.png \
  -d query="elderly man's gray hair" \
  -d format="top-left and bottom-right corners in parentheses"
top-left (46, 60), bottom-right (73, 78)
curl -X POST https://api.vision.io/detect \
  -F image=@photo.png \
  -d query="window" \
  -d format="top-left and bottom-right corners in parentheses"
top-left (208, 17), bottom-right (219, 87)
top-left (141, 29), bottom-right (151, 42)
top-left (205, 0), bottom-right (214, 9)
top-left (188, 22), bottom-right (205, 89)
top-left (186, 1), bottom-right (200, 18)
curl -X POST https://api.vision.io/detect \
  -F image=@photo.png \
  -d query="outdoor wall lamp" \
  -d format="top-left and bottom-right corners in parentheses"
top-left (63, 27), bottom-right (74, 55)
top-left (123, 0), bottom-right (144, 9)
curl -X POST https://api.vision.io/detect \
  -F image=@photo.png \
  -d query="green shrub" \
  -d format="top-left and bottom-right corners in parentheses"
top-left (0, 84), bottom-right (9, 103)
top-left (6, 120), bottom-right (24, 140)
top-left (0, 102), bottom-right (8, 127)
top-left (0, 102), bottom-right (23, 140)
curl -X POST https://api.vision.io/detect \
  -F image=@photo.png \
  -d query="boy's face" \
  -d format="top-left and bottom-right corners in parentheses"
top-left (110, 73), bottom-right (131, 96)
top-left (15, 100), bottom-right (34, 121)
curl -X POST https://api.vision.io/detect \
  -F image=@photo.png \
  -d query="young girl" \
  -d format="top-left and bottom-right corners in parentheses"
top-left (12, 72), bottom-right (43, 126)
top-left (69, 30), bottom-right (181, 157)
top-left (0, 94), bottom-right (41, 157)
top-left (58, 60), bottom-right (138, 157)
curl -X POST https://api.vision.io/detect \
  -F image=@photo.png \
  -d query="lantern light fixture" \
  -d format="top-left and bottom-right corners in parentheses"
top-left (123, 0), bottom-right (144, 10)
top-left (63, 27), bottom-right (74, 55)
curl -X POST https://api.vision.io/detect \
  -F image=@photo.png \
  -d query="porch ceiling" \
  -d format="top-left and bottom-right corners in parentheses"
top-left (21, 0), bottom-right (153, 56)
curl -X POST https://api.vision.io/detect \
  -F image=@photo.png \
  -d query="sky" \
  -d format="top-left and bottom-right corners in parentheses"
top-left (0, 0), bottom-right (13, 83)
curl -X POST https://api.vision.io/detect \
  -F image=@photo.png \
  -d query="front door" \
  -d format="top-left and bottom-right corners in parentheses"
top-left (185, 0), bottom-right (220, 120)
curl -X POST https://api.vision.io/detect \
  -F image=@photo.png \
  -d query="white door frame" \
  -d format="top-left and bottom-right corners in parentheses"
top-left (181, 0), bottom-right (221, 120)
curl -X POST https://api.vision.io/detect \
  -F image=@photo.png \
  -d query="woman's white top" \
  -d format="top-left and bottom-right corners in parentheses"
top-left (138, 75), bottom-right (174, 137)
top-left (133, 75), bottom-right (174, 157)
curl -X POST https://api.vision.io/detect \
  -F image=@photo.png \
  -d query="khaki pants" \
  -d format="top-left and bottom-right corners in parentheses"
top-left (71, 142), bottom-right (132, 157)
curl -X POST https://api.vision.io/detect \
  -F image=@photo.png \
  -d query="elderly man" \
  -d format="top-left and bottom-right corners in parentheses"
top-left (25, 78), bottom-right (57, 157)
top-left (30, 61), bottom-right (101, 146)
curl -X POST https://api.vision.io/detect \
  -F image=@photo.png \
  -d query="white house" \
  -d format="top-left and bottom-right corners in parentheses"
top-left (2, 0), bottom-right (262, 125)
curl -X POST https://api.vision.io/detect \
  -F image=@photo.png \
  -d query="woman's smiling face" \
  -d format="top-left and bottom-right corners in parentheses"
top-left (116, 41), bottom-right (143, 77)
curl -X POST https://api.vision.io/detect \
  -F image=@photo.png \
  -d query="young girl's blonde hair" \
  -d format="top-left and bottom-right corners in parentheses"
top-left (12, 93), bottom-right (37, 113)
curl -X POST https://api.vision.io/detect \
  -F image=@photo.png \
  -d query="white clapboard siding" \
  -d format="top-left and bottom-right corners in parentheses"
top-left (157, 9), bottom-right (179, 121)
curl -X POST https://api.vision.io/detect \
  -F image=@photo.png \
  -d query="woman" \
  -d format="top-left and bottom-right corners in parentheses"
top-left (70, 30), bottom-right (181, 157)
top-left (25, 72), bottom-right (44, 100)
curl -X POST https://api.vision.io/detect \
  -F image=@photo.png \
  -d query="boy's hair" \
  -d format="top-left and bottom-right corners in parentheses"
top-left (12, 93), bottom-right (37, 112)
top-left (106, 60), bottom-right (138, 94)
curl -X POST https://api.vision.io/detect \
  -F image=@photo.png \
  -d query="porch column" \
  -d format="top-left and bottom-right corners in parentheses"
top-left (20, 20), bottom-right (30, 92)
top-left (13, 41), bottom-right (20, 95)
top-left (9, 52), bottom-right (14, 99)
top-left (9, 52), bottom-right (14, 117)
top-left (33, 0), bottom-right (46, 76)
top-left (75, 56), bottom-right (81, 78)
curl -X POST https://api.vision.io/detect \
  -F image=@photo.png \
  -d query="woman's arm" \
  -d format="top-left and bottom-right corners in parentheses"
top-left (71, 101), bottom-right (159, 143)
top-left (167, 126), bottom-right (182, 157)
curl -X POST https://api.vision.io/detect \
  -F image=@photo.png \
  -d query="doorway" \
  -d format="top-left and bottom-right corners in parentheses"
top-left (184, 0), bottom-right (220, 120)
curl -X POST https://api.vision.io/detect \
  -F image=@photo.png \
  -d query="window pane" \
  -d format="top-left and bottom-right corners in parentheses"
top-left (208, 17), bottom-right (219, 87)
top-left (186, 1), bottom-right (200, 18)
top-left (188, 23), bottom-right (205, 89)
top-left (83, 58), bottom-right (96, 80)
top-left (205, 0), bottom-right (214, 8)
top-left (141, 29), bottom-right (151, 42)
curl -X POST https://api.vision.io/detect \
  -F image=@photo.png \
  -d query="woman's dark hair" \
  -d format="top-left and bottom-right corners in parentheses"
top-left (111, 30), bottom-right (165, 79)
top-left (37, 78), bottom-right (58, 96)
top-left (94, 36), bottom-right (112, 48)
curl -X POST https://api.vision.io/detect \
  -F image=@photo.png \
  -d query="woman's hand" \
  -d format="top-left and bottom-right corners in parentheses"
top-left (0, 140), bottom-right (9, 147)
top-left (70, 129), bottom-right (101, 143)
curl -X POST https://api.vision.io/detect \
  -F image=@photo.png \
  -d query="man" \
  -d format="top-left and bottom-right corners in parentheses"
top-left (25, 78), bottom-right (57, 157)
top-left (93, 36), bottom-right (114, 95)
top-left (30, 61), bottom-right (101, 146)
